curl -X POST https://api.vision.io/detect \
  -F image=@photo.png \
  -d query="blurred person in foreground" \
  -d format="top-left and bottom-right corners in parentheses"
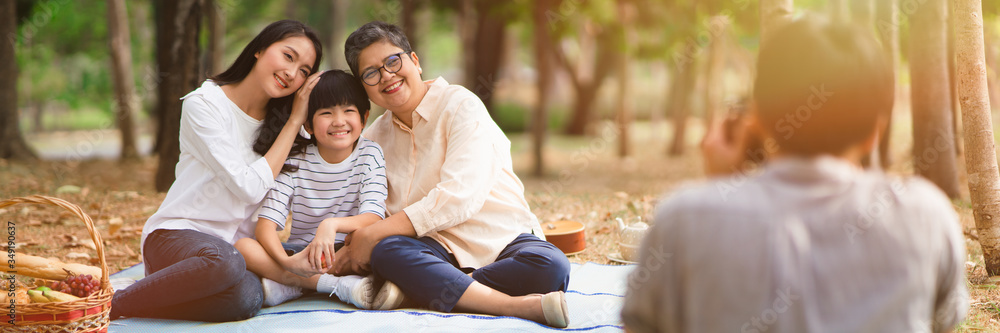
top-left (621, 15), bottom-right (968, 333)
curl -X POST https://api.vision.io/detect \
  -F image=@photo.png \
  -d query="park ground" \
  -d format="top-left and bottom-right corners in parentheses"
top-left (0, 116), bottom-right (998, 331)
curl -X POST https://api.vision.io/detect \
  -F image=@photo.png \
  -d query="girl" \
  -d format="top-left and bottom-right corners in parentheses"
top-left (235, 70), bottom-right (403, 310)
top-left (337, 21), bottom-right (571, 328)
top-left (110, 20), bottom-right (323, 322)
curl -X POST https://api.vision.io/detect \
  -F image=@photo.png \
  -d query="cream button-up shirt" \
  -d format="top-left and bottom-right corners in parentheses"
top-left (363, 77), bottom-right (543, 269)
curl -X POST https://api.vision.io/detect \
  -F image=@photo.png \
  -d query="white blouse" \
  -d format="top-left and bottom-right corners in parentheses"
top-left (141, 80), bottom-right (275, 248)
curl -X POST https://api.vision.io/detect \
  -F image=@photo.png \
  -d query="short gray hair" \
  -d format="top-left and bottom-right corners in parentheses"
top-left (344, 21), bottom-right (413, 77)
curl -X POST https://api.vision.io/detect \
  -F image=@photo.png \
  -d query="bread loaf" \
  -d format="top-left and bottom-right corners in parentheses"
top-left (12, 253), bottom-right (101, 281)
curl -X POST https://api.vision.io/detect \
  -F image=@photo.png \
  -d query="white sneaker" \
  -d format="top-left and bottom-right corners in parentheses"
top-left (335, 275), bottom-right (375, 309)
top-left (371, 279), bottom-right (406, 310)
top-left (261, 278), bottom-right (302, 307)
top-left (335, 275), bottom-right (406, 310)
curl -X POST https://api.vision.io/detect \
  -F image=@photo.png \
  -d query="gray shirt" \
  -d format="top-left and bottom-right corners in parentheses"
top-left (622, 157), bottom-right (968, 333)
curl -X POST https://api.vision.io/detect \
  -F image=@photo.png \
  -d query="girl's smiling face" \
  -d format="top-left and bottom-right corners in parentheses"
top-left (356, 41), bottom-right (425, 113)
top-left (251, 36), bottom-right (316, 98)
top-left (307, 104), bottom-right (366, 163)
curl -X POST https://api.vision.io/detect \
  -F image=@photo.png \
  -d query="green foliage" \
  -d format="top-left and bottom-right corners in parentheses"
top-left (15, 0), bottom-right (115, 126)
top-left (492, 102), bottom-right (566, 134)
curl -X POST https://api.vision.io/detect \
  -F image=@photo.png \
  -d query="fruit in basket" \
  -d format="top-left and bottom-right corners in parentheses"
top-left (27, 290), bottom-right (49, 303)
top-left (42, 289), bottom-right (81, 302)
top-left (51, 274), bottom-right (101, 298)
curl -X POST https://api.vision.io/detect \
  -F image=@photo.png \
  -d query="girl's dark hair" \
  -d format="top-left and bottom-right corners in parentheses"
top-left (261, 70), bottom-right (372, 173)
top-left (211, 20), bottom-right (323, 85)
top-left (344, 21), bottom-right (413, 77)
top-left (232, 21), bottom-right (323, 167)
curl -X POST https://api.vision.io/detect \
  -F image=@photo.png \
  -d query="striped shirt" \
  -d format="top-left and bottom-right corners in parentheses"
top-left (257, 137), bottom-right (387, 245)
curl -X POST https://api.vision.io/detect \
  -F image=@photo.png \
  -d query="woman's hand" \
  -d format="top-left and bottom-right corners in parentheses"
top-left (288, 71), bottom-right (325, 128)
top-left (282, 250), bottom-right (324, 277)
top-left (305, 218), bottom-right (340, 272)
top-left (333, 230), bottom-right (373, 276)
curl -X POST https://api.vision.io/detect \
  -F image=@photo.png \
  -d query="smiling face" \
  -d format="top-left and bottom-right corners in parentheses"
top-left (250, 36), bottom-right (317, 99)
top-left (306, 104), bottom-right (367, 163)
top-left (356, 41), bottom-right (426, 114)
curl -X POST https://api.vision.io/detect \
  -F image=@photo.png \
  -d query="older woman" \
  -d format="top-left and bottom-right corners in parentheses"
top-left (333, 21), bottom-right (570, 328)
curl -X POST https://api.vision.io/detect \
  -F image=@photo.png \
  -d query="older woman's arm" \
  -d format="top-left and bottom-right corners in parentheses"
top-left (334, 99), bottom-right (500, 275)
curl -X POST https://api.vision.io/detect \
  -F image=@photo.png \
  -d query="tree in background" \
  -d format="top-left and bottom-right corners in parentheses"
top-left (531, 0), bottom-right (558, 176)
top-left (107, 0), bottom-right (139, 160)
top-left (462, 0), bottom-right (509, 113)
top-left (948, 0), bottom-right (963, 157)
top-left (760, 0), bottom-right (793, 43)
top-left (153, 0), bottom-right (204, 192)
top-left (549, 0), bottom-right (619, 136)
top-left (615, 0), bottom-right (634, 157)
top-left (909, 0), bottom-right (961, 198)
top-left (204, 0), bottom-right (225, 77)
top-left (956, 0), bottom-right (1000, 276)
top-left (666, 40), bottom-right (697, 156)
top-left (849, 0), bottom-right (873, 26)
top-left (0, 0), bottom-right (36, 160)
top-left (830, 0), bottom-right (849, 22)
top-left (875, 0), bottom-right (899, 169)
top-left (328, 0), bottom-right (348, 69)
top-left (701, 15), bottom-right (729, 125)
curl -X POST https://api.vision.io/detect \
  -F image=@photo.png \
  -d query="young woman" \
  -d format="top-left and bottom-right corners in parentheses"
top-left (336, 21), bottom-right (571, 328)
top-left (110, 20), bottom-right (324, 322)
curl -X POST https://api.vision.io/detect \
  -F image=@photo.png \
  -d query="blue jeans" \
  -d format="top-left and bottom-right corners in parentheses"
top-left (110, 229), bottom-right (263, 321)
top-left (370, 233), bottom-right (570, 312)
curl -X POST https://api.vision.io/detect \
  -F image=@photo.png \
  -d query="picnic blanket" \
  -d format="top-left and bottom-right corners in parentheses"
top-left (108, 262), bottom-right (634, 332)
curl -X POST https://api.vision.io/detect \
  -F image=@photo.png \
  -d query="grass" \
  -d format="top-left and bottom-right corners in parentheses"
top-left (0, 114), bottom-right (995, 331)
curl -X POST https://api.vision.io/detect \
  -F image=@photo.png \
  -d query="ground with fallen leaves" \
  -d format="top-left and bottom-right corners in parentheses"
top-left (0, 120), bottom-right (996, 331)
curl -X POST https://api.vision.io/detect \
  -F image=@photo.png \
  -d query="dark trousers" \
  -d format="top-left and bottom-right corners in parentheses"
top-left (110, 229), bottom-right (263, 321)
top-left (370, 233), bottom-right (570, 312)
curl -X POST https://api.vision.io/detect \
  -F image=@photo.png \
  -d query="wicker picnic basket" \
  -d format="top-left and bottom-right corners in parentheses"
top-left (0, 195), bottom-right (112, 333)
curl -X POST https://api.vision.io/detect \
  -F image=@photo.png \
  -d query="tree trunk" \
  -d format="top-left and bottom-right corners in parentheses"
top-left (830, 0), bottom-right (850, 22)
top-left (457, 0), bottom-right (475, 87)
top-left (850, 0), bottom-right (874, 26)
top-left (955, 0), bottom-right (1000, 275)
top-left (284, 0), bottom-right (297, 20)
top-left (108, 0), bottom-right (140, 160)
top-left (0, 0), bottom-right (36, 160)
top-left (761, 0), bottom-right (793, 44)
top-left (154, 0), bottom-right (204, 192)
top-left (857, 0), bottom-right (877, 168)
top-left (328, 0), bottom-right (348, 69)
top-left (909, 0), bottom-right (961, 198)
top-left (32, 103), bottom-right (44, 132)
top-left (875, 0), bottom-right (898, 169)
top-left (615, 2), bottom-right (632, 158)
top-left (650, 62), bottom-right (667, 142)
top-left (401, 0), bottom-right (422, 52)
top-left (205, 0), bottom-right (224, 77)
top-left (948, 0), bottom-right (963, 157)
top-left (467, 1), bottom-right (507, 113)
top-left (703, 16), bottom-right (728, 125)
top-left (566, 83), bottom-right (600, 137)
top-left (532, 0), bottom-right (557, 176)
top-left (561, 26), bottom-right (616, 136)
top-left (668, 40), bottom-right (697, 156)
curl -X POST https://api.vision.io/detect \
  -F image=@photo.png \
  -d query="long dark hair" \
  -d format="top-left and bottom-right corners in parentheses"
top-left (260, 70), bottom-right (371, 173)
top-left (210, 20), bottom-right (324, 164)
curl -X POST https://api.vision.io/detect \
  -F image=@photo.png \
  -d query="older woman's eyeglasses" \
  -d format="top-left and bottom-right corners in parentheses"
top-left (361, 52), bottom-right (408, 86)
